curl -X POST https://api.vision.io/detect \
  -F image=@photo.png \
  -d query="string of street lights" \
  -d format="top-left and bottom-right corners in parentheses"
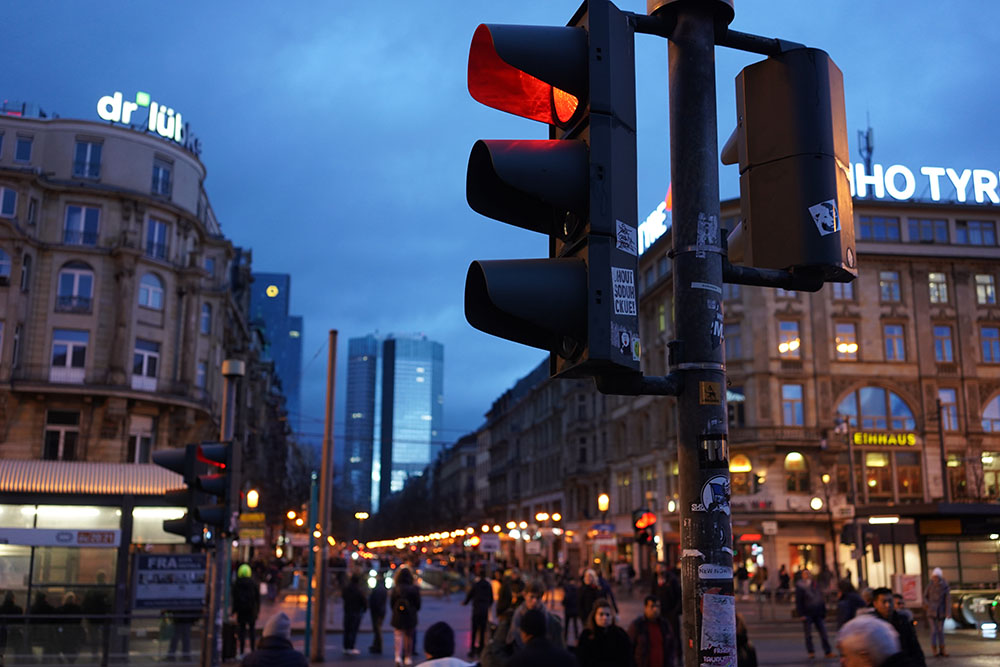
top-left (365, 513), bottom-right (563, 550)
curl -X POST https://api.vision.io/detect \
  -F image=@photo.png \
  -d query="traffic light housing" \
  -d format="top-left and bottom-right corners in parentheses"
top-left (633, 508), bottom-right (656, 545)
top-left (193, 442), bottom-right (236, 534)
top-left (152, 443), bottom-right (206, 545)
top-left (721, 47), bottom-right (856, 283)
top-left (465, 0), bottom-right (641, 379)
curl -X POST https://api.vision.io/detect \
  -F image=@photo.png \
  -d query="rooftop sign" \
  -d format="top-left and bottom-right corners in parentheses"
top-left (849, 163), bottom-right (1000, 204)
top-left (96, 90), bottom-right (201, 155)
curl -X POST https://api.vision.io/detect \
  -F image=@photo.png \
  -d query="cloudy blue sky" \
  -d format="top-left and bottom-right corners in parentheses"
top-left (6, 1), bottom-right (999, 448)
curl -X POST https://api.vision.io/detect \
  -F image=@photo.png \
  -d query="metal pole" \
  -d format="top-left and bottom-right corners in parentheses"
top-left (843, 420), bottom-right (866, 588)
top-left (311, 330), bottom-right (338, 662)
top-left (304, 472), bottom-right (319, 657)
top-left (665, 4), bottom-right (735, 664)
top-left (937, 399), bottom-right (951, 503)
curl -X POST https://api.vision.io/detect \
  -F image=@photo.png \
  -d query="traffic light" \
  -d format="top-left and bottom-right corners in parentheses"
top-left (633, 508), bottom-right (656, 545)
top-left (193, 442), bottom-right (236, 534)
top-left (721, 47), bottom-right (856, 283)
top-left (464, 0), bottom-right (640, 379)
top-left (152, 443), bottom-right (206, 545)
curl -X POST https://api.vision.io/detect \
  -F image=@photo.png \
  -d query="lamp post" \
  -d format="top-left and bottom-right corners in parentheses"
top-left (596, 493), bottom-right (610, 569)
top-left (354, 511), bottom-right (369, 544)
top-left (835, 414), bottom-right (865, 588)
top-left (818, 473), bottom-right (840, 584)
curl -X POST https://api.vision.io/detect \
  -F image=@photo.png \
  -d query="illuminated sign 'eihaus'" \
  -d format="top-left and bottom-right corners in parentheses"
top-left (96, 91), bottom-right (201, 154)
top-left (853, 431), bottom-right (916, 447)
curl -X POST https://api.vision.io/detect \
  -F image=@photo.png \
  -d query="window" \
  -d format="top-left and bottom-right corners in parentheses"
top-left (784, 452), bottom-right (809, 493)
top-left (133, 339), bottom-right (160, 378)
top-left (928, 272), bottom-right (948, 304)
top-left (933, 325), bottom-right (954, 362)
top-left (983, 395), bottom-right (1000, 433)
top-left (657, 304), bottom-right (666, 332)
top-left (73, 140), bottom-right (102, 179)
top-left (836, 387), bottom-right (916, 431)
top-left (865, 452), bottom-right (892, 498)
top-left (127, 416), bottom-right (154, 464)
top-left (0, 249), bottom-right (10, 283)
top-left (20, 254), bottom-right (31, 292)
top-left (27, 197), bottom-right (38, 225)
top-left (879, 271), bottom-right (901, 302)
top-left (43, 411), bottom-right (80, 461)
top-left (883, 324), bottom-right (905, 361)
top-left (151, 159), bottom-right (172, 196)
top-left (56, 262), bottom-right (94, 313)
top-left (976, 274), bottom-right (996, 305)
top-left (64, 205), bottom-right (100, 246)
top-left (196, 361), bottom-right (207, 389)
top-left (205, 256), bottom-right (216, 277)
top-left (0, 186), bottom-right (16, 218)
top-left (14, 136), bottom-right (32, 163)
top-left (146, 218), bottom-right (168, 259)
top-left (200, 303), bottom-right (212, 334)
top-left (775, 288), bottom-right (798, 299)
top-left (831, 281), bottom-right (854, 301)
top-left (12, 324), bottom-right (21, 368)
top-left (859, 215), bottom-right (901, 242)
top-left (782, 384), bottom-right (804, 426)
top-left (138, 273), bottom-right (164, 310)
top-left (835, 322), bottom-right (858, 361)
top-left (722, 283), bottom-right (741, 302)
top-left (955, 220), bottom-right (997, 246)
top-left (724, 322), bottom-right (742, 360)
top-left (907, 218), bottom-right (948, 244)
top-left (982, 326), bottom-right (1000, 363)
top-left (50, 329), bottom-right (89, 383)
top-left (778, 320), bottom-right (801, 358)
top-left (730, 454), bottom-right (752, 495)
top-left (727, 386), bottom-right (746, 428)
top-left (938, 388), bottom-right (958, 431)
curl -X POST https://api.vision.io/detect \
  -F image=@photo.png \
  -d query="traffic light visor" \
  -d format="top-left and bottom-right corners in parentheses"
top-left (468, 24), bottom-right (585, 127)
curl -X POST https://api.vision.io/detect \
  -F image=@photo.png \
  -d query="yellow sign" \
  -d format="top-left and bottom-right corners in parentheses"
top-left (853, 432), bottom-right (916, 447)
top-left (240, 512), bottom-right (265, 523)
top-left (699, 381), bottom-right (722, 405)
top-left (239, 528), bottom-right (265, 539)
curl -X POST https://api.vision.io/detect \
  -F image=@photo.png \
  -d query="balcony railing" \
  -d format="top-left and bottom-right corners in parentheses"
top-left (131, 375), bottom-right (158, 392)
top-left (72, 161), bottom-right (101, 179)
top-left (63, 230), bottom-right (98, 246)
top-left (55, 295), bottom-right (93, 313)
top-left (49, 366), bottom-right (85, 384)
top-left (145, 243), bottom-right (168, 260)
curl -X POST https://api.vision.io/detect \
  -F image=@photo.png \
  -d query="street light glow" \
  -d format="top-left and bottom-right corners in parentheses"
top-left (868, 516), bottom-right (900, 524)
top-left (810, 497), bottom-right (824, 511)
top-left (247, 489), bottom-right (259, 509)
top-left (287, 510), bottom-right (296, 520)
top-left (552, 513), bottom-right (561, 522)
top-left (354, 511), bottom-right (369, 520)
top-left (597, 493), bottom-right (610, 513)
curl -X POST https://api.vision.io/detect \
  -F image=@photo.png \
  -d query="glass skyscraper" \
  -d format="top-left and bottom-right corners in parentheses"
top-left (249, 273), bottom-right (304, 434)
top-left (345, 333), bottom-right (443, 512)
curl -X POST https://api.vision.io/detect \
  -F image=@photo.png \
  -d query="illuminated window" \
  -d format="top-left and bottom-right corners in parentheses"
top-left (955, 220), bottom-right (996, 246)
top-left (832, 281), bottom-right (854, 301)
top-left (883, 324), bottom-right (905, 362)
top-left (835, 322), bottom-right (859, 361)
top-left (781, 384), bottom-right (804, 426)
top-left (73, 140), bottom-right (102, 179)
top-left (879, 271), bottom-right (901, 302)
top-left (730, 454), bottom-right (752, 495)
top-left (865, 452), bottom-right (892, 498)
top-left (64, 205), bottom-right (100, 246)
top-left (928, 272), bottom-right (948, 304)
top-left (897, 451), bottom-right (922, 497)
top-left (982, 326), bottom-right (1000, 363)
top-left (933, 325), bottom-right (953, 363)
top-left (56, 262), bottom-right (94, 313)
top-left (977, 274), bottom-right (997, 305)
top-left (784, 452), bottom-right (809, 493)
top-left (778, 321), bottom-right (801, 358)
top-left (983, 452), bottom-right (1000, 500)
top-left (138, 274), bottom-right (164, 310)
top-left (1, 186), bottom-right (17, 218)
top-left (939, 388), bottom-right (958, 431)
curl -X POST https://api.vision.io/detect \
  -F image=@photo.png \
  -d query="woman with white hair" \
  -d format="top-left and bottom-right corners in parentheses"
top-left (836, 615), bottom-right (903, 667)
top-left (922, 567), bottom-right (951, 657)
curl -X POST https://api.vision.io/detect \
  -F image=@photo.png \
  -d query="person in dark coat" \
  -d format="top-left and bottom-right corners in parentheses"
top-left (241, 612), bottom-right (307, 667)
top-left (510, 609), bottom-right (575, 667)
top-left (836, 580), bottom-right (867, 628)
top-left (462, 567), bottom-right (494, 657)
top-left (341, 573), bottom-right (368, 655)
top-left (836, 614), bottom-right (906, 667)
top-left (578, 569), bottom-right (603, 626)
top-left (29, 592), bottom-right (57, 661)
top-left (794, 568), bottom-right (833, 659)
top-left (735, 613), bottom-right (757, 667)
top-left (0, 591), bottom-right (24, 664)
top-left (56, 592), bottom-right (86, 664)
top-left (496, 570), bottom-right (524, 617)
top-left (872, 587), bottom-right (925, 667)
top-left (368, 574), bottom-right (388, 655)
top-left (390, 567), bottom-right (421, 666)
top-left (232, 563), bottom-right (261, 656)
top-left (651, 564), bottom-right (682, 665)
top-left (167, 608), bottom-right (199, 662)
top-left (560, 575), bottom-right (580, 644)
top-left (81, 571), bottom-right (111, 659)
top-left (627, 596), bottom-right (675, 667)
top-left (576, 598), bottom-right (633, 667)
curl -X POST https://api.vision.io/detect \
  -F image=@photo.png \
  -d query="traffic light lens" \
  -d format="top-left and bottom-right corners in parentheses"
top-left (469, 24), bottom-right (576, 127)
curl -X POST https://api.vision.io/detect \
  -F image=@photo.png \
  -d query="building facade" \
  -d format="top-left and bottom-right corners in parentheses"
top-left (249, 272), bottom-right (304, 434)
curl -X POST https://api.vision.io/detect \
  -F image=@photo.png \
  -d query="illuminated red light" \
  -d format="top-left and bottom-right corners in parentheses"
top-left (738, 533), bottom-right (762, 542)
top-left (635, 512), bottom-right (657, 529)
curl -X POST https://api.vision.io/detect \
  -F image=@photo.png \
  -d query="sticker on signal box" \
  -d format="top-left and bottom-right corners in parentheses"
top-left (612, 267), bottom-right (637, 316)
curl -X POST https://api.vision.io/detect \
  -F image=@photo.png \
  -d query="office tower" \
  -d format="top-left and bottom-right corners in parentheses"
top-left (250, 273), bottom-right (304, 433)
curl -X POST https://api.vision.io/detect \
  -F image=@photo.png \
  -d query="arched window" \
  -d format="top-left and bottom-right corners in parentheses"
top-left (56, 261), bottom-right (94, 313)
top-left (730, 454), bottom-right (753, 495)
top-left (200, 303), bottom-right (212, 334)
top-left (138, 273), bottom-right (164, 310)
top-left (785, 451), bottom-right (810, 493)
top-left (836, 387), bottom-right (915, 430)
top-left (982, 395), bottom-right (1000, 433)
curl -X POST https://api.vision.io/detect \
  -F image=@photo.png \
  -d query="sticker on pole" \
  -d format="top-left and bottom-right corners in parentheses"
top-left (699, 382), bottom-right (722, 405)
top-left (690, 475), bottom-right (730, 514)
top-left (615, 220), bottom-right (638, 256)
top-left (698, 564), bottom-right (732, 580)
top-left (700, 593), bottom-right (736, 666)
top-left (809, 199), bottom-right (841, 236)
top-left (612, 267), bottom-right (637, 316)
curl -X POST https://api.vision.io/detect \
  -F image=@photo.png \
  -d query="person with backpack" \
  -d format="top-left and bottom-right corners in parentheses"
top-left (232, 563), bottom-right (260, 657)
top-left (390, 567), bottom-right (421, 666)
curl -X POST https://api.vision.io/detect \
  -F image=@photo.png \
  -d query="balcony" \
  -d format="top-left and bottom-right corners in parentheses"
top-left (49, 366), bottom-right (85, 384)
top-left (131, 375), bottom-right (158, 392)
top-left (145, 243), bottom-right (168, 260)
top-left (63, 230), bottom-right (98, 246)
top-left (55, 295), bottom-right (93, 314)
top-left (72, 161), bottom-right (101, 179)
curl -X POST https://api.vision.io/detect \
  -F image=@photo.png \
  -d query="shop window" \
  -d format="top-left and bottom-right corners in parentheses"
top-left (933, 325), bottom-right (954, 362)
top-left (784, 452), bottom-right (809, 493)
top-left (778, 320), bottom-right (801, 358)
top-left (730, 454), bottom-right (752, 495)
top-left (865, 452), bottom-right (892, 499)
top-left (132, 507), bottom-right (185, 544)
top-left (896, 451), bottom-right (922, 498)
top-left (835, 322), bottom-right (858, 361)
top-left (976, 274), bottom-right (997, 305)
top-left (42, 411), bottom-right (80, 461)
top-left (928, 272), bottom-right (948, 304)
top-left (984, 452), bottom-right (1000, 500)
top-left (782, 385), bottom-right (804, 426)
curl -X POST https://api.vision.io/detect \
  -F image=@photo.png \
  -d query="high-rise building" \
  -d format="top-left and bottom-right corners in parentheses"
top-left (344, 333), bottom-right (443, 512)
top-left (250, 273), bottom-right (303, 433)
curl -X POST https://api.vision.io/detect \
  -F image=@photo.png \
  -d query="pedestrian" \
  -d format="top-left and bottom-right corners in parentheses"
top-left (560, 574), bottom-right (580, 644)
top-left (595, 571), bottom-right (618, 614)
top-left (794, 568), bottom-right (834, 660)
top-left (390, 567), bottom-right (421, 667)
top-left (341, 573), bottom-right (368, 655)
top-left (923, 567), bottom-right (951, 657)
top-left (836, 614), bottom-right (906, 667)
top-left (576, 598), bottom-right (633, 667)
top-left (509, 609), bottom-right (576, 667)
top-left (505, 581), bottom-right (564, 652)
top-left (627, 595), bottom-right (675, 667)
top-left (777, 564), bottom-right (790, 601)
top-left (421, 621), bottom-right (476, 666)
top-left (836, 580), bottom-right (867, 628)
top-left (369, 573), bottom-right (388, 655)
top-left (56, 592), bottom-right (86, 664)
top-left (497, 569), bottom-right (524, 617)
top-left (232, 563), bottom-right (261, 657)
top-left (81, 571), bottom-right (111, 660)
top-left (242, 612), bottom-right (307, 667)
top-left (735, 613), bottom-right (757, 667)
top-left (167, 608), bottom-right (198, 662)
top-left (817, 563), bottom-right (834, 594)
top-left (651, 564), bottom-right (682, 665)
top-left (29, 592), bottom-right (57, 662)
top-left (735, 563), bottom-right (750, 599)
top-left (0, 591), bottom-right (24, 665)
top-left (871, 587), bottom-right (925, 666)
top-left (490, 571), bottom-right (504, 623)
top-left (462, 567), bottom-right (494, 657)
top-left (579, 569), bottom-right (602, 624)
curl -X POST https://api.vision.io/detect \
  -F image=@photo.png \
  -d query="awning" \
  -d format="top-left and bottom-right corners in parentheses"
top-left (0, 459), bottom-right (183, 496)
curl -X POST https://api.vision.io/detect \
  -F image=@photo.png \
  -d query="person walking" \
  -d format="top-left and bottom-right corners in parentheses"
top-left (0, 591), bottom-right (24, 665)
top-left (166, 608), bottom-right (198, 662)
top-left (872, 587), bottom-right (925, 666)
top-left (341, 573), bottom-right (368, 655)
top-left (56, 592), bottom-right (86, 664)
top-left (777, 564), bottom-right (791, 601)
top-left (369, 573), bottom-right (388, 655)
top-left (81, 572), bottom-right (111, 660)
top-left (505, 581), bottom-right (564, 652)
top-left (232, 563), bottom-right (261, 657)
top-left (627, 595), bottom-right (675, 667)
top-left (29, 592), bottom-right (57, 662)
top-left (576, 598), bottom-right (633, 667)
top-left (241, 612), bottom-right (307, 667)
top-left (462, 567), bottom-right (494, 657)
top-left (579, 569), bottom-right (603, 625)
top-left (651, 564), bottom-right (682, 665)
top-left (509, 609), bottom-right (576, 667)
top-left (560, 574), bottom-right (580, 645)
top-left (923, 567), bottom-right (951, 657)
top-left (836, 580), bottom-right (867, 628)
top-left (836, 614), bottom-right (906, 667)
top-left (794, 568), bottom-right (834, 660)
top-left (390, 567), bottom-right (421, 667)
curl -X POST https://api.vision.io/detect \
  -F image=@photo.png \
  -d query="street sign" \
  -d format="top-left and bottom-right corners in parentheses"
top-left (479, 533), bottom-right (501, 553)
top-left (525, 540), bottom-right (541, 555)
top-left (594, 535), bottom-right (617, 549)
top-left (833, 505), bottom-right (856, 519)
top-left (133, 553), bottom-right (207, 609)
top-left (761, 520), bottom-right (778, 536)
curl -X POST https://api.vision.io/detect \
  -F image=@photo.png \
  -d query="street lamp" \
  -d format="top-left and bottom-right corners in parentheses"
top-left (818, 473), bottom-right (841, 585)
top-left (247, 489), bottom-right (260, 509)
top-left (597, 493), bottom-right (610, 514)
top-left (354, 512), bottom-right (369, 543)
top-left (835, 414), bottom-right (865, 588)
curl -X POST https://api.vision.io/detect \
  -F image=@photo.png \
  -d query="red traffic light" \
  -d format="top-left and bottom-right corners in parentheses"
top-left (634, 511), bottom-right (657, 530)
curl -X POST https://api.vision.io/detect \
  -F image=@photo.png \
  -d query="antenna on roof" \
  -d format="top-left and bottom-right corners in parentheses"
top-left (857, 112), bottom-right (874, 175)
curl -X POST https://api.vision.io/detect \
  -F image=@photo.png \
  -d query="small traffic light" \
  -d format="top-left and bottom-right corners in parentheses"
top-left (721, 47), bottom-right (856, 283)
top-left (193, 442), bottom-right (237, 534)
top-left (632, 508), bottom-right (656, 545)
top-left (465, 0), bottom-right (640, 380)
top-left (152, 443), bottom-right (205, 545)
